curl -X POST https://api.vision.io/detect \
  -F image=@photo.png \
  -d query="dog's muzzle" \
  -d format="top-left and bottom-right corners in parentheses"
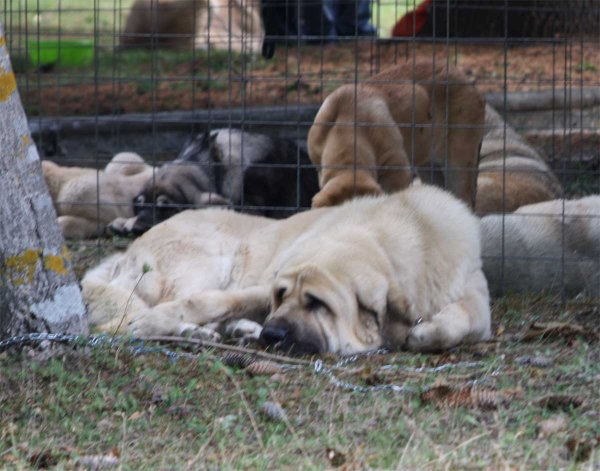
top-left (259, 325), bottom-right (289, 347)
top-left (259, 318), bottom-right (323, 355)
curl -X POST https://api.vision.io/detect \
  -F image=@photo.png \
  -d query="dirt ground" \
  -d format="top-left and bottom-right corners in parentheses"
top-left (17, 40), bottom-right (600, 117)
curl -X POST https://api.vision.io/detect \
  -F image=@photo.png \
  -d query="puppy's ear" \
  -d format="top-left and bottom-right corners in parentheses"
top-left (352, 271), bottom-right (389, 322)
top-left (312, 171), bottom-right (383, 208)
top-left (352, 271), bottom-right (412, 351)
top-left (198, 129), bottom-right (211, 146)
top-left (196, 192), bottom-right (230, 206)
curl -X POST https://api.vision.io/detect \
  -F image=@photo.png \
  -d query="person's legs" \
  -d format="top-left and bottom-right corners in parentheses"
top-left (335, 0), bottom-right (376, 36)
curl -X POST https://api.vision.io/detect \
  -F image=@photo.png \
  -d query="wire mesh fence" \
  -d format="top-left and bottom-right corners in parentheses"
top-left (1, 0), bottom-right (599, 299)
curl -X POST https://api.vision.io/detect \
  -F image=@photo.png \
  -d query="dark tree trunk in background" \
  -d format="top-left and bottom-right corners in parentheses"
top-left (419, 0), bottom-right (599, 38)
top-left (0, 19), bottom-right (88, 340)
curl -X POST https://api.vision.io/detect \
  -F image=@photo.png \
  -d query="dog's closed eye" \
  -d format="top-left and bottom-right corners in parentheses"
top-left (134, 195), bottom-right (145, 205)
top-left (305, 293), bottom-right (328, 312)
top-left (274, 286), bottom-right (287, 306)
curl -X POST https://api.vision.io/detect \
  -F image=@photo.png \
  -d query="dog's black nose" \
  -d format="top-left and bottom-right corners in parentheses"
top-left (259, 325), bottom-right (289, 347)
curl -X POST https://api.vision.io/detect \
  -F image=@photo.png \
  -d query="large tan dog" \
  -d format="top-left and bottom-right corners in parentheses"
top-left (121, 0), bottom-right (263, 53)
top-left (475, 105), bottom-right (563, 214)
top-left (42, 153), bottom-right (153, 239)
top-left (307, 61), bottom-right (486, 208)
top-left (481, 195), bottom-right (599, 297)
top-left (120, 0), bottom-right (205, 48)
top-left (82, 185), bottom-right (491, 354)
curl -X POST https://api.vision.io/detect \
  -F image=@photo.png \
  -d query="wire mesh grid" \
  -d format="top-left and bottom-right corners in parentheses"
top-left (1, 0), bottom-right (599, 299)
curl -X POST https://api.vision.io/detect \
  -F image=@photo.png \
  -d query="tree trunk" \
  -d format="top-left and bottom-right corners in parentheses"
top-left (418, 0), bottom-right (599, 38)
top-left (0, 19), bottom-right (88, 339)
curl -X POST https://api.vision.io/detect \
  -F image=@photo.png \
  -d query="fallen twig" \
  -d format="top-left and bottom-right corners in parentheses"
top-left (140, 335), bottom-right (313, 366)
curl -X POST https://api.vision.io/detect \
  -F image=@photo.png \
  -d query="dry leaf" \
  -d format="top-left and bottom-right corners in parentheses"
top-left (564, 435), bottom-right (599, 462)
top-left (269, 373), bottom-right (288, 384)
top-left (537, 415), bottom-right (568, 438)
top-left (496, 325), bottom-right (505, 337)
top-left (326, 447), bottom-right (347, 467)
top-left (421, 385), bottom-right (511, 409)
top-left (535, 395), bottom-right (586, 411)
top-left (246, 360), bottom-right (282, 376)
top-left (516, 356), bottom-right (554, 368)
top-left (260, 401), bottom-right (286, 421)
top-left (522, 322), bottom-right (598, 342)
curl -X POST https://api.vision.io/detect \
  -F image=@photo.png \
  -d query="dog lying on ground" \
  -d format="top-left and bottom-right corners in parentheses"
top-left (475, 105), bottom-right (563, 214)
top-left (481, 195), bottom-right (599, 297)
top-left (121, 0), bottom-right (264, 53)
top-left (307, 60), bottom-right (486, 208)
top-left (42, 153), bottom-right (153, 239)
top-left (109, 128), bottom-right (319, 235)
top-left (82, 185), bottom-right (491, 354)
top-left (120, 0), bottom-right (204, 48)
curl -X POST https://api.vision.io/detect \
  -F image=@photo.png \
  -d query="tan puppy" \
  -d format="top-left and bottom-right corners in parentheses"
top-left (42, 153), bottom-right (154, 239)
top-left (121, 0), bottom-right (263, 53)
top-left (475, 105), bottom-right (563, 214)
top-left (481, 195), bottom-right (599, 297)
top-left (120, 0), bottom-right (204, 48)
top-left (196, 0), bottom-right (264, 53)
top-left (307, 61), bottom-right (486, 208)
top-left (82, 184), bottom-right (491, 354)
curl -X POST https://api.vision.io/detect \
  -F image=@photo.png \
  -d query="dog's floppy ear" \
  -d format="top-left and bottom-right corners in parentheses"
top-left (382, 283), bottom-right (414, 350)
top-left (352, 269), bottom-right (413, 350)
top-left (190, 129), bottom-right (217, 151)
top-left (352, 271), bottom-right (389, 322)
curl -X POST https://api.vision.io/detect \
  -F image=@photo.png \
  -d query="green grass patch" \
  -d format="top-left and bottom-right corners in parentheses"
top-left (1, 296), bottom-right (598, 469)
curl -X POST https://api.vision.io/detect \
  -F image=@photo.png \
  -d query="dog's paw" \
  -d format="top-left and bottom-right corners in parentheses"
top-left (406, 321), bottom-right (445, 353)
top-left (224, 319), bottom-right (263, 345)
top-left (180, 323), bottom-right (222, 342)
top-left (105, 216), bottom-right (137, 237)
top-left (127, 309), bottom-right (177, 337)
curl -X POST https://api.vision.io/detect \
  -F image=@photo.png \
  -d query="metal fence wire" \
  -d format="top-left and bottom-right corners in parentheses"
top-left (0, 0), bottom-right (599, 300)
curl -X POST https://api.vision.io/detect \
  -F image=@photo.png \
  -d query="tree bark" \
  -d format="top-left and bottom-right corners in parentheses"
top-left (0, 19), bottom-right (88, 339)
top-left (419, 0), bottom-right (599, 38)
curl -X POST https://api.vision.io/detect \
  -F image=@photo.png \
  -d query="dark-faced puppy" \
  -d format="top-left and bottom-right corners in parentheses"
top-left (127, 129), bottom-right (320, 235)
top-left (131, 132), bottom-right (228, 234)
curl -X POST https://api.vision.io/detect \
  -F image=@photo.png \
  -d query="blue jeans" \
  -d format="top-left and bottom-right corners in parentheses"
top-left (321, 0), bottom-right (376, 38)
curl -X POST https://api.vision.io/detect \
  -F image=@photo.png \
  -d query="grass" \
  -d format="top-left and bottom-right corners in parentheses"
top-left (372, 0), bottom-right (423, 39)
top-left (1, 296), bottom-right (598, 469)
top-left (3, 0), bottom-right (422, 44)
top-left (2, 0), bottom-right (136, 38)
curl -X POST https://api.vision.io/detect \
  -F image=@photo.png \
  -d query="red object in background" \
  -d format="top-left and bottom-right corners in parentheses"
top-left (391, 0), bottom-right (432, 37)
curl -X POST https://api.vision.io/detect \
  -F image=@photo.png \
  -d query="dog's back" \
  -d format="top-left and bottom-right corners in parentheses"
top-left (475, 105), bottom-right (562, 213)
top-left (481, 195), bottom-right (600, 297)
